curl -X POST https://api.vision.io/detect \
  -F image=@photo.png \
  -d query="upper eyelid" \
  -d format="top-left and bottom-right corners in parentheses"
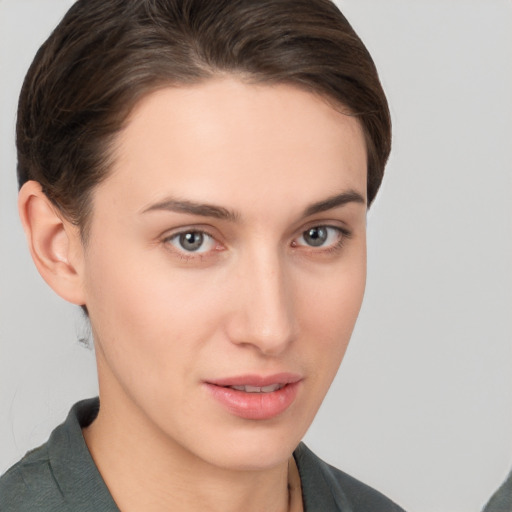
top-left (293, 212), bottom-right (352, 231)
top-left (163, 229), bottom-right (219, 258)
top-left (294, 225), bottom-right (346, 243)
top-left (294, 222), bottom-right (351, 239)
top-left (299, 225), bottom-right (344, 235)
top-left (167, 231), bottom-right (214, 243)
top-left (161, 228), bottom-right (218, 254)
top-left (161, 225), bottom-right (219, 241)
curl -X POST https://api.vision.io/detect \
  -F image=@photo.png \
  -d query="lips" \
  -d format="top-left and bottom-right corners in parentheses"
top-left (204, 373), bottom-right (302, 420)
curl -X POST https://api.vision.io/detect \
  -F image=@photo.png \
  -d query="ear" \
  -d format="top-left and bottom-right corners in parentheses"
top-left (18, 180), bottom-right (86, 305)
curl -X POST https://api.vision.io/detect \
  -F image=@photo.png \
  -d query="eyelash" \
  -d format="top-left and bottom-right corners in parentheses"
top-left (292, 225), bottom-right (350, 254)
top-left (163, 230), bottom-right (221, 261)
top-left (162, 225), bottom-right (351, 261)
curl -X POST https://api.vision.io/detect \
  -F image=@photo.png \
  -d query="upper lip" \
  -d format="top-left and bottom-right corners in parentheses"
top-left (206, 373), bottom-right (302, 387)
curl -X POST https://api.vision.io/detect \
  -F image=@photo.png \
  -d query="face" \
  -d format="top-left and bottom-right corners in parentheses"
top-left (79, 78), bottom-right (367, 471)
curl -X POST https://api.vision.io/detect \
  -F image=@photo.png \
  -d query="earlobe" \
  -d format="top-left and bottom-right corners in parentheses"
top-left (18, 180), bottom-right (86, 306)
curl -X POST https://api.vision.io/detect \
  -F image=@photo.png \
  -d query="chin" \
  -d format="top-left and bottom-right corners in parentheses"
top-left (192, 419), bottom-right (308, 472)
top-left (205, 442), bottom-right (296, 472)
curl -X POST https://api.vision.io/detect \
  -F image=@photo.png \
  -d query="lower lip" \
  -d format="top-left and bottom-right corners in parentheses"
top-left (204, 382), bottom-right (300, 420)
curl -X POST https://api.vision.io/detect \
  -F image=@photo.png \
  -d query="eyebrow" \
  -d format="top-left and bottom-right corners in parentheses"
top-left (142, 198), bottom-right (240, 221)
top-left (142, 189), bottom-right (365, 221)
top-left (302, 190), bottom-right (366, 216)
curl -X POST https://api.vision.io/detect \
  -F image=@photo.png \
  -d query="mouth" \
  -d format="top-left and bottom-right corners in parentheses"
top-left (227, 383), bottom-right (286, 393)
top-left (204, 374), bottom-right (302, 420)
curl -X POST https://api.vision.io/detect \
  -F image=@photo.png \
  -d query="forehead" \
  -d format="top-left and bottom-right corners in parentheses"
top-left (95, 78), bottom-right (367, 219)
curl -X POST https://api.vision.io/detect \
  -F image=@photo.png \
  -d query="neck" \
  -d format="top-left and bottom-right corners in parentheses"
top-left (83, 382), bottom-right (295, 512)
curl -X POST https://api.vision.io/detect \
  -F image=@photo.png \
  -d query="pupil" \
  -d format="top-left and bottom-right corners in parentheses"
top-left (304, 227), bottom-right (327, 247)
top-left (180, 232), bottom-right (203, 251)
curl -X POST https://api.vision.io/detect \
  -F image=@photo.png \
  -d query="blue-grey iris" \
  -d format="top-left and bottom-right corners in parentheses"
top-left (179, 232), bottom-right (204, 251)
top-left (303, 227), bottom-right (328, 247)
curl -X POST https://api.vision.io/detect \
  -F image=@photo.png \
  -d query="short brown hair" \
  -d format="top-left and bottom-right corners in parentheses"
top-left (17, 0), bottom-right (391, 238)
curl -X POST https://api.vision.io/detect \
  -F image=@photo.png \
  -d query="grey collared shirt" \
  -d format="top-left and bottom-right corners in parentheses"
top-left (0, 398), bottom-right (406, 512)
top-left (483, 469), bottom-right (512, 512)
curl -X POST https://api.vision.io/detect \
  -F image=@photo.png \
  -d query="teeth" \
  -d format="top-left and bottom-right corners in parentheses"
top-left (261, 384), bottom-right (283, 392)
top-left (230, 385), bottom-right (248, 392)
top-left (230, 384), bottom-right (284, 393)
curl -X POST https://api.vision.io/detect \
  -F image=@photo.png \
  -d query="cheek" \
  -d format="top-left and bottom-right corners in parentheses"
top-left (298, 249), bottom-right (366, 375)
top-left (83, 254), bottom-right (235, 431)
top-left (83, 242), bottom-right (235, 380)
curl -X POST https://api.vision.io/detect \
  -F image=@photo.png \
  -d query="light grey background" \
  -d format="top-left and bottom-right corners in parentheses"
top-left (1, 1), bottom-right (511, 511)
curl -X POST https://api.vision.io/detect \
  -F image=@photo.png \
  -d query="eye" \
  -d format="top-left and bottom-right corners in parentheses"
top-left (166, 230), bottom-right (217, 253)
top-left (294, 226), bottom-right (344, 249)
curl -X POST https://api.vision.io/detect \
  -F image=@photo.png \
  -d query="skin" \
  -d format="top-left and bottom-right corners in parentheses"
top-left (19, 78), bottom-right (368, 512)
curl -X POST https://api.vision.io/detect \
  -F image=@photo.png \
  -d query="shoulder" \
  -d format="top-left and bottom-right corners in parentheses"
top-left (294, 443), bottom-right (406, 512)
top-left (0, 398), bottom-right (116, 512)
top-left (0, 443), bottom-right (67, 512)
top-left (483, 468), bottom-right (512, 512)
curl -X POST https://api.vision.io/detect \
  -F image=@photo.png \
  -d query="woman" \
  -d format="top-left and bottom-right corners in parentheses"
top-left (0, 0), bottom-right (404, 510)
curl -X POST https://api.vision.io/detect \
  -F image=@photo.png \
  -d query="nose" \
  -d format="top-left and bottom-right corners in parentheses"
top-left (225, 248), bottom-right (298, 356)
